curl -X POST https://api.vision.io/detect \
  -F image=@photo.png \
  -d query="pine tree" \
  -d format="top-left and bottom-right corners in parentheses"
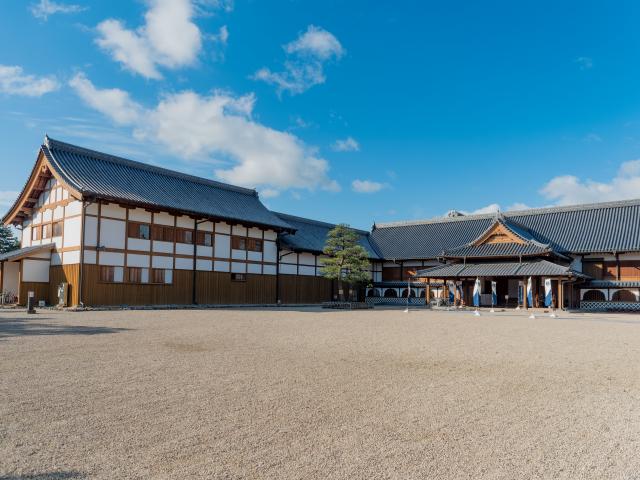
top-left (0, 225), bottom-right (20, 254)
top-left (321, 224), bottom-right (371, 301)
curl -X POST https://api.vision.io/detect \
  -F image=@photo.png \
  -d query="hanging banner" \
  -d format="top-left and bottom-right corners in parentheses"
top-left (457, 281), bottom-right (464, 303)
top-left (491, 281), bottom-right (497, 306)
top-left (544, 278), bottom-right (552, 307)
top-left (473, 278), bottom-right (481, 307)
top-left (527, 277), bottom-right (534, 307)
top-left (518, 281), bottom-right (523, 306)
top-left (447, 281), bottom-right (455, 303)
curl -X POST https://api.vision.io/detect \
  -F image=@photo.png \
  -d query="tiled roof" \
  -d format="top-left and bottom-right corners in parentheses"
top-left (0, 244), bottom-right (54, 262)
top-left (41, 136), bottom-right (293, 231)
top-left (275, 212), bottom-right (381, 259)
top-left (371, 200), bottom-right (640, 259)
top-left (442, 242), bottom-right (551, 258)
top-left (414, 260), bottom-right (587, 278)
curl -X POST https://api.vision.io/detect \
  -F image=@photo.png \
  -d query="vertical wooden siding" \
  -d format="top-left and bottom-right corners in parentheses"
top-left (278, 275), bottom-right (335, 304)
top-left (19, 282), bottom-right (50, 306)
top-left (50, 264), bottom-right (81, 306)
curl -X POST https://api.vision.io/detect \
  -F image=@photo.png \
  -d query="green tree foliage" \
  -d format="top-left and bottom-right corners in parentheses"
top-left (0, 225), bottom-right (20, 254)
top-left (321, 224), bottom-right (371, 300)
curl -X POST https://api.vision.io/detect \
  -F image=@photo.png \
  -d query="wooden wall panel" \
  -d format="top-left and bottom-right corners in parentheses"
top-left (278, 275), bottom-right (335, 304)
top-left (81, 265), bottom-right (192, 306)
top-left (194, 271), bottom-right (276, 304)
top-left (49, 264), bottom-right (80, 306)
top-left (19, 282), bottom-right (49, 306)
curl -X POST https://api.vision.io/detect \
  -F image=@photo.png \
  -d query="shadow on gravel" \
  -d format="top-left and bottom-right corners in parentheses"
top-left (0, 472), bottom-right (86, 480)
top-left (0, 318), bottom-right (129, 340)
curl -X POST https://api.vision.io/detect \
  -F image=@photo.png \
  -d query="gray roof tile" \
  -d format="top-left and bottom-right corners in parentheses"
top-left (42, 137), bottom-right (293, 231)
top-left (415, 260), bottom-right (587, 278)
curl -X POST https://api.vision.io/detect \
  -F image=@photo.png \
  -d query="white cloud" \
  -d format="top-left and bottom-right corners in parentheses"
top-left (351, 179), bottom-right (385, 193)
top-left (30, 0), bottom-right (86, 20)
top-left (69, 73), bottom-right (142, 125)
top-left (575, 56), bottom-right (593, 70)
top-left (0, 191), bottom-right (19, 207)
top-left (540, 159), bottom-right (640, 205)
top-left (253, 25), bottom-right (345, 95)
top-left (212, 25), bottom-right (228, 45)
top-left (69, 74), bottom-right (339, 195)
top-left (331, 137), bottom-right (359, 152)
top-left (95, 0), bottom-right (223, 79)
top-left (470, 203), bottom-right (501, 215)
top-left (583, 132), bottom-right (602, 143)
top-left (0, 65), bottom-right (59, 97)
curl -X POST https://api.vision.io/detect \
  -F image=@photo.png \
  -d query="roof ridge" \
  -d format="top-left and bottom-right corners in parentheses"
top-left (374, 198), bottom-right (640, 228)
top-left (274, 211), bottom-right (371, 235)
top-left (44, 135), bottom-right (258, 197)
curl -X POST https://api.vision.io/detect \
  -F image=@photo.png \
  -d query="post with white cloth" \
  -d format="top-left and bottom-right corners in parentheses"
top-left (473, 277), bottom-right (481, 316)
top-left (545, 278), bottom-right (556, 317)
top-left (527, 276), bottom-right (536, 319)
top-left (490, 280), bottom-right (497, 313)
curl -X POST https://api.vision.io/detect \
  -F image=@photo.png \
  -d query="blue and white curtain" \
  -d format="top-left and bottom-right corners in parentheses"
top-left (473, 278), bottom-right (481, 307)
top-left (527, 277), bottom-right (534, 307)
top-left (491, 281), bottom-right (497, 306)
top-left (518, 281), bottom-right (523, 306)
top-left (447, 281), bottom-right (455, 303)
top-left (544, 278), bottom-right (552, 307)
top-left (456, 282), bottom-right (464, 303)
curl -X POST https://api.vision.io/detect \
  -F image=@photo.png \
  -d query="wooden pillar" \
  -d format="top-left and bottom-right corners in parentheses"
top-left (523, 276), bottom-right (528, 309)
top-left (558, 280), bottom-right (564, 310)
top-left (426, 278), bottom-right (431, 308)
top-left (616, 253), bottom-right (621, 281)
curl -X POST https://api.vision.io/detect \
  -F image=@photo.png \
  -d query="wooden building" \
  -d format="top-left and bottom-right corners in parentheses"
top-left (2, 136), bottom-right (640, 311)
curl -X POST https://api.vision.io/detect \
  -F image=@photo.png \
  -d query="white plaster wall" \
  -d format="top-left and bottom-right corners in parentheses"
top-left (299, 265), bottom-right (315, 276)
top-left (197, 245), bottom-right (213, 257)
top-left (280, 264), bottom-right (297, 275)
top-left (263, 241), bottom-right (277, 262)
top-left (86, 203), bottom-right (99, 216)
top-left (232, 225), bottom-right (247, 236)
top-left (263, 265), bottom-right (276, 275)
top-left (63, 250), bottom-right (80, 265)
top-left (50, 251), bottom-right (62, 266)
top-left (214, 261), bottom-right (229, 272)
top-left (298, 253), bottom-right (316, 266)
top-left (200, 221), bottom-right (214, 232)
top-left (101, 203), bottom-right (126, 219)
top-left (53, 205), bottom-right (64, 220)
top-left (153, 241), bottom-right (173, 253)
top-left (152, 256), bottom-right (173, 269)
top-left (84, 216), bottom-right (98, 247)
top-left (232, 249), bottom-right (246, 260)
top-left (2, 262), bottom-right (20, 294)
top-left (154, 212), bottom-right (174, 226)
top-left (113, 266), bottom-right (124, 282)
top-left (196, 259), bottom-right (212, 271)
top-left (22, 260), bottom-right (50, 282)
top-left (127, 254), bottom-right (150, 268)
top-left (248, 227), bottom-right (262, 239)
top-left (22, 226), bottom-right (32, 248)
top-left (99, 252), bottom-right (125, 266)
top-left (43, 209), bottom-right (52, 223)
top-left (175, 257), bottom-right (193, 270)
top-left (176, 243), bottom-right (194, 256)
top-left (129, 208), bottom-right (151, 223)
top-left (100, 219), bottom-right (126, 249)
top-left (215, 235), bottom-right (230, 258)
top-left (176, 216), bottom-right (193, 228)
top-left (247, 263), bottom-right (261, 274)
top-left (84, 250), bottom-right (97, 264)
top-left (264, 230), bottom-right (277, 241)
top-left (65, 200), bottom-right (83, 217)
top-left (231, 262), bottom-right (246, 273)
top-left (63, 217), bottom-right (82, 248)
top-left (247, 251), bottom-right (262, 262)
top-left (128, 238), bottom-right (150, 251)
top-left (165, 270), bottom-right (173, 283)
top-left (216, 222), bottom-right (230, 234)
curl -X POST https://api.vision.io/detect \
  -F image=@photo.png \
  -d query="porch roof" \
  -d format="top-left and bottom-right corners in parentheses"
top-left (0, 244), bottom-right (54, 262)
top-left (413, 260), bottom-right (589, 279)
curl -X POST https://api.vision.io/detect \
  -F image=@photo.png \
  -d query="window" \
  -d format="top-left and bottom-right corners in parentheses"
top-left (41, 224), bottom-right (51, 239)
top-left (128, 222), bottom-right (151, 240)
top-left (231, 273), bottom-right (246, 282)
top-left (127, 267), bottom-right (142, 284)
top-left (151, 268), bottom-right (172, 284)
top-left (176, 228), bottom-right (194, 244)
top-left (247, 238), bottom-right (263, 252)
top-left (152, 225), bottom-right (174, 242)
top-left (52, 221), bottom-right (63, 237)
top-left (231, 236), bottom-right (246, 250)
top-left (100, 266), bottom-right (115, 282)
top-left (196, 231), bottom-right (213, 246)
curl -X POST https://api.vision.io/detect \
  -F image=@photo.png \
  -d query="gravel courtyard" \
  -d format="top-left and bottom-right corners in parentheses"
top-left (2, 307), bottom-right (640, 479)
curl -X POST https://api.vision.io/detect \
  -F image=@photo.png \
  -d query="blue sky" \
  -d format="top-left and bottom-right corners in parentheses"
top-left (2, 0), bottom-right (640, 229)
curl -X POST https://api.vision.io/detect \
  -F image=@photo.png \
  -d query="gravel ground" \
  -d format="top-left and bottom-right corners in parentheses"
top-left (1, 307), bottom-right (640, 479)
